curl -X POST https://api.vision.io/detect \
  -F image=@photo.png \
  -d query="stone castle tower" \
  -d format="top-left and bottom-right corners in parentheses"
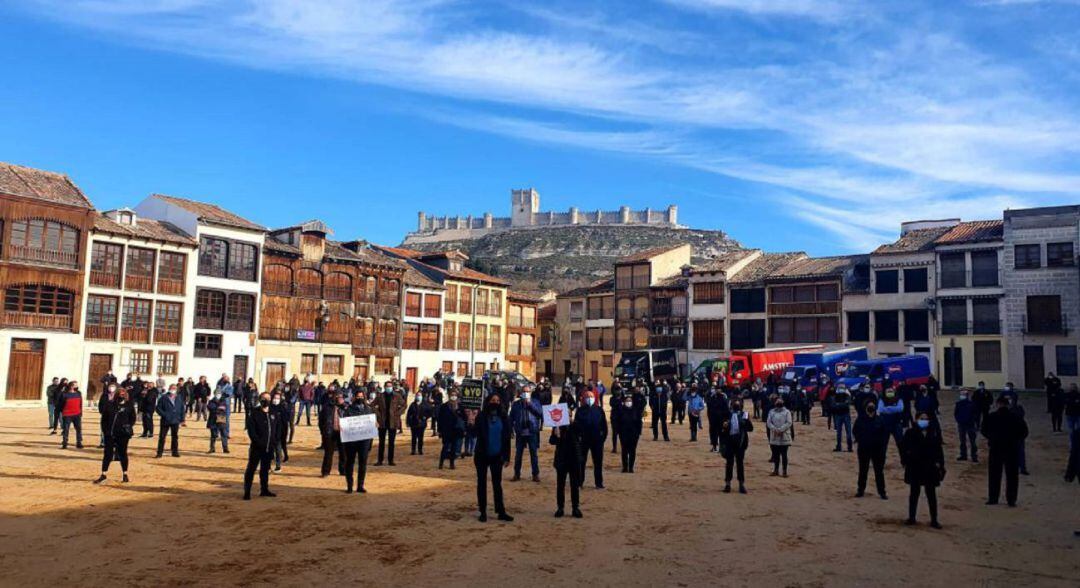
top-left (511, 188), bottom-right (540, 227)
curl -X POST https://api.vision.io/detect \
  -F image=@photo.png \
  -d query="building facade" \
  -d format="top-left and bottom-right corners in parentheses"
top-left (726, 253), bottom-right (807, 351)
top-left (765, 256), bottom-right (863, 348)
top-left (398, 265), bottom-right (445, 390)
top-left (686, 249), bottom-right (761, 366)
top-left (613, 244), bottom-right (692, 354)
top-left (505, 291), bottom-right (540, 381)
top-left (583, 280), bottom-right (615, 385)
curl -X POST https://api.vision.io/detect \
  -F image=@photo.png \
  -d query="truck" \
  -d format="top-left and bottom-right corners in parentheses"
top-left (690, 345), bottom-right (823, 388)
top-left (781, 347), bottom-right (869, 398)
top-left (614, 349), bottom-right (680, 384)
top-left (835, 355), bottom-right (932, 392)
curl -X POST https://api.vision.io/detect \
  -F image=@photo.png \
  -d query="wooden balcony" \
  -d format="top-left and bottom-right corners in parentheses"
top-left (1, 310), bottom-right (72, 331)
top-left (157, 278), bottom-right (185, 296)
top-left (377, 292), bottom-right (400, 305)
top-left (325, 287), bottom-right (352, 302)
top-left (124, 274), bottom-right (154, 293)
top-left (8, 245), bottom-right (79, 268)
top-left (120, 326), bottom-right (150, 343)
top-left (768, 301), bottom-right (840, 316)
top-left (85, 324), bottom-right (117, 341)
top-left (194, 315), bottom-right (222, 330)
top-left (224, 318), bottom-right (253, 332)
top-left (90, 270), bottom-right (121, 289)
top-left (153, 328), bottom-right (182, 345)
top-left (263, 281), bottom-right (293, 296)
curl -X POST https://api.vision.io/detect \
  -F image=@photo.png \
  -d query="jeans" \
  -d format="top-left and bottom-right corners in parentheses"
top-left (62, 415), bottom-right (83, 446)
top-left (48, 404), bottom-right (60, 430)
top-left (689, 415), bottom-right (701, 441)
top-left (463, 433), bottom-right (477, 455)
top-left (514, 431), bottom-right (540, 478)
top-left (210, 424), bottom-right (229, 452)
top-left (833, 414), bottom-right (852, 449)
top-left (157, 422), bottom-right (180, 456)
top-left (957, 424), bottom-right (978, 460)
top-left (102, 435), bottom-right (130, 473)
top-left (377, 428), bottom-right (396, 464)
top-left (1067, 415), bottom-right (1080, 450)
top-left (141, 411), bottom-right (154, 437)
top-left (296, 401), bottom-right (313, 426)
top-left (475, 456), bottom-right (506, 515)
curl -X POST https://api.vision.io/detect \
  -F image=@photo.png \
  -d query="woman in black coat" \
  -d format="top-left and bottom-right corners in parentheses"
top-left (473, 395), bottom-right (513, 522)
top-left (95, 388), bottom-right (137, 484)
top-left (437, 393), bottom-right (465, 470)
top-left (615, 393), bottom-right (645, 473)
top-left (900, 411), bottom-right (946, 528)
top-left (550, 421), bottom-right (585, 518)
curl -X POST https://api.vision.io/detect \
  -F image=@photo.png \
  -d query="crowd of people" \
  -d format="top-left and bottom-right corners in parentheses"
top-left (41, 366), bottom-right (1080, 530)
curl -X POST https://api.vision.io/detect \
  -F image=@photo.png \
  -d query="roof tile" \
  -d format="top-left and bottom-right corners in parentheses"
top-left (0, 162), bottom-right (93, 209)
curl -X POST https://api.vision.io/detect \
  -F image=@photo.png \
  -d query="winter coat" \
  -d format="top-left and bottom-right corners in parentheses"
top-left (901, 427), bottom-right (945, 487)
top-left (549, 422), bottom-right (584, 471)
top-left (853, 414), bottom-right (890, 452)
top-left (766, 407), bottom-right (793, 446)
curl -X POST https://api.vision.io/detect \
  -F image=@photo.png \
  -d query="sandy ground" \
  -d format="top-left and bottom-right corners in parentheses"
top-left (0, 391), bottom-right (1077, 587)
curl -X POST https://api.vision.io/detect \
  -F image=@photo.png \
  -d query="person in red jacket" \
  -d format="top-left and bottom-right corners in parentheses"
top-left (60, 382), bottom-right (84, 449)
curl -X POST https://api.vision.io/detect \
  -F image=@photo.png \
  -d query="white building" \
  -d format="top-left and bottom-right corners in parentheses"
top-left (398, 265), bottom-right (446, 390)
top-left (135, 194), bottom-right (266, 381)
top-left (686, 249), bottom-right (760, 366)
top-left (79, 209), bottom-right (198, 396)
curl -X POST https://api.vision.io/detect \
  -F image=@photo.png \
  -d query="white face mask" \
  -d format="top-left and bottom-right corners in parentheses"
top-left (585, 397), bottom-right (595, 407)
top-left (272, 398), bottom-right (281, 406)
top-left (522, 393), bottom-right (531, 401)
top-left (623, 401), bottom-right (633, 408)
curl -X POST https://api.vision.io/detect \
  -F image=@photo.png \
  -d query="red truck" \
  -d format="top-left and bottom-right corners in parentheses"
top-left (691, 345), bottom-right (824, 387)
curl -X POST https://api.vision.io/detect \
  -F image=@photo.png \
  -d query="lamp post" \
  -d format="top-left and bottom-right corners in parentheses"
top-left (548, 324), bottom-right (559, 381)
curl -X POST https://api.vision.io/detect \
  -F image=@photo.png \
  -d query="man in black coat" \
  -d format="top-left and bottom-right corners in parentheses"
top-left (648, 379), bottom-right (670, 441)
top-left (154, 386), bottom-right (184, 458)
top-left (853, 401), bottom-right (890, 499)
top-left (550, 420), bottom-right (584, 518)
top-left (474, 395), bottom-right (513, 522)
top-left (319, 393), bottom-right (346, 477)
top-left (574, 391), bottom-right (608, 489)
top-left (608, 387), bottom-right (622, 454)
top-left (721, 399), bottom-right (753, 494)
top-left (406, 391), bottom-right (432, 455)
top-left (244, 392), bottom-right (280, 500)
top-left (138, 385), bottom-right (158, 438)
top-left (342, 390), bottom-right (375, 493)
top-left (615, 393), bottom-right (644, 473)
top-left (981, 396), bottom-right (1029, 507)
top-left (706, 387), bottom-right (730, 453)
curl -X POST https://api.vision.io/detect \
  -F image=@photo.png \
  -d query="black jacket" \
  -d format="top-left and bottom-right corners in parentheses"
top-left (614, 403), bottom-right (644, 439)
top-left (101, 399), bottom-right (137, 438)
top-left (574, 404), bottom-right (608, 446)
top-left (437, 403), bottom-right (464, 440)
top-left (406, 401), bottom-right (432, 430)
top-left (901, 427), bottom-right (945, 487)
top-left (981, 407), bottom-right (1028, 451)
top-left (721, 413), bottom-right (753, 456)
top-left (246, 408), bottom-right (281, 453)
top-left (853, 414), bottom-right (890, 451)
top-left (473, 410), bottom-right (511, 465)
top-left (342, 402), bottom-right (374, 450)
top-left (549, 423), bottom-right (584, 471)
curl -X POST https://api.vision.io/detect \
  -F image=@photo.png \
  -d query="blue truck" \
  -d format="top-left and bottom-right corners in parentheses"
top-left (835, 355), bottom-right (932, 392)
top-left (780, 347), bottom-right (868, 398)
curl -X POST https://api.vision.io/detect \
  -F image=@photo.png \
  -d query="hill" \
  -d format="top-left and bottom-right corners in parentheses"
top-left (402, 225), bottom-right (742, 292)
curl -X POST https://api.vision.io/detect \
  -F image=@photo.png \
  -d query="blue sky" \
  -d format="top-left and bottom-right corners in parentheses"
top-left (2, 1), bottom-right (1079, 254)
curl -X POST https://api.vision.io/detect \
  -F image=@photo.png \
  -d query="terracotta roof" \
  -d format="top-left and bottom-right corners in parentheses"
top-left (654, 275), bottom-right (689, 289)
top-left (379, 246), bottom-right (426, 259)
top-left (615, 244), bottom-right (688, 264)
top-left (768, 255), bottom-right (865, 281)
top-left (150, 193), bottom-right (265, 231)
top-left (873, 226), bottom-right (953, 255)
top-left (508, 290), bottom-right (543, 304)
top-left (538, 301), bottom-right (557, 320)
top-left (0, 162), bottom-right (93, 209)
top-left (587, 278), bottom-right (614, 295)
top-left (728, 252), bottom-right (807, 285)
top-left (559, 277), bottom-right (613, 299)
top-left (403, 265), bottom-right (444, 290)
top-left (691, 249), bottom-right (759, 274)
top-left (92, 213), bottom-right (196, 246)
top-left (262, 238), bottom-right (301, 256)
top-left (331, 242), bottom-right (408, 270)
top-left (372, 245), bottom-right (508, 287)
top-left (934, 220), bottom-right (1004, 245)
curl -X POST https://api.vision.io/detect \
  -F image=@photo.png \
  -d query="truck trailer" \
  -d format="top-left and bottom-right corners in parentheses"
top-left (691, 345), bottom-right (823, 388)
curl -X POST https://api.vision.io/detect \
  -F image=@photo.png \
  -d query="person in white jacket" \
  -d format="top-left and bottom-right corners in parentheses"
top-left (767, 398), bottom-right (793, 477)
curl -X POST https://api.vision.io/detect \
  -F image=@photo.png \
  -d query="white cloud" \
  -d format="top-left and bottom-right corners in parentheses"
top-left (662, 0), bottom-right (853, 19)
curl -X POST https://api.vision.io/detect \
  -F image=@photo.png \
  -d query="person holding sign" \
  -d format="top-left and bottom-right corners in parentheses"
top-left (474, 395), bottom-right (513, 522)
top-left (342, 389), bottom-right (376, 494)
top-left (550, 417), bottom-right (584, 518)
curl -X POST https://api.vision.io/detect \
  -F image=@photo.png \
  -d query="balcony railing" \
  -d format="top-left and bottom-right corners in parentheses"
top-left (157, 278), bottom-right (185, 296)
top-left (124, 274), bottom-right (154, 293)
top-left (297, 285), bottom-right (322, 299)
top-left (8, 245), bottom-right (79, 268)
top-left (325, 287), bottom-right (352, 302)
top-left (224, 318), bottom-right (253, 332)
top-left (940, 269), bottom-right (1000, 289)
top-left (1023, 315), bottom-right (1069, 335)
top-left (120, 326), bottom-right (150, 343)
top-left (263, 281), bottom-right (293, 296)
top-left (650, 335), bottom-right (686, 349)
top-left (85, 324), bottom-right (117, 341)
top-left (940, 320), bottom-right (1002, 336)
top-left (194, 315), bottom-right (222, 330)
top-left (1, 311), bottom-right (72, 331)
top-left (90, 270), bottom-right (121, 289)
top-left (768, 301), bottom-right (840, 315)
top-left (153, 328), bottom-right (182, 345)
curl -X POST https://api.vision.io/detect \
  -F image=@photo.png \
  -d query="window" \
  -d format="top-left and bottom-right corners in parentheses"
top-left (818, 317), bottom-right (839, 343)
top-left (521, 334), bottom-right (535, 355)
top-left (874, 311), bottom-right (899, 341)
top-left (569, 300), bottom-right (584, 321)
top-left (356, 317), bottom-right (374, 346)
top-left (730, 288), bottom-right (765, 313)
top-left (129, 350), bottom-right (152, 375)
top-left (121, 298), bottom-right (152, 343)
top-left (441, 361), bottom-right (453, 374)
top-left (125, 247), bottom-right (155, 291)
top-left (476, 289), bottom-right (489, 317)
top-left (405, 292), bottom-right (422, 317)
top-left (903, 268), bottom-right (928, 293)
top-left (445, 284), bottom-right (458, 313)
top-left (1055, 345), bottom-right (1078, 377)
top-left (296, 269), bottom-right (322, 298)
top-left (631, 264), bottom-right (650, 288)
top-left (633, 296), bottom-right (649, 319)
top-left (847, 311), bottom-right (870, 342)
top-left (85, 295), bottom-right (119, 340)
top-left (602, 354), bottom-right (613, 368)
top-left (154, 301), bottom-right (183, 344)
top-left (940, 299), bottom-right (968, 335)
top-left (323, 272), bottom-right (350, 301)
top-left (322, 355), bottom-right (344, 375)
top-left (730, 319), bottom-right (765, 348)
top-left (771, 317), bottom-right (838, 343)
top-left (358, 275), bottom-right (378, 302)
top-left (228, 242), bottom-right (258, 281)
top-left (457, 362), bottom-right (468, 377)
top-left (489, 325), bottom-right (501, 352)
top-left (1026, 295), bottom-right (1062, 334)
top-left (474, 324), bottom-right (488, 352)
top-left (90, 242), bottom-right (123, 288)
top-left (615, 266), bottom-right (633, 290)
top-left (693, 320), bottom-right (725, 350)
top-left (403, 323), bottom-right (421, 350)
top-left (491, 290), bottom-right (502, 317)
top-left (771, 318), bottom-right (793, 343)
top-left (875, 269), bottom-right (898, 294)
top-left (474, 362), bottom-right (485, 378)
top-left (632, 327), bottom-right (649, 349)
top-left (903, 309), bottom-right (929, 342)
top-left (1047, 242), bottom-right (1075, 267)
top-left (970, 251), bottom-right (999, 287)
top-left (939, 253), bottom-right (966, 288)
top-left (157, 251), bottom-right (186, 295)
top-left (420, 324), bottom-right (440, 351)
top-left (971, 299), bottom-right (1000, 334)
top-left (195, 289), bottom-right (225, 329)
top-left (524, 305), bottom-right (537, 326)
top-left (424, 294), bottom-right (442, 318)
top-left (443, 320), bottom-right (456, 350)
top-left (616, 327), bottom-right (632, 349)
top-left (569, 329), bottom-right (584, 351)
top-left (157, 351), bottom-right (178, 376)
top-left (4, 284), bottom-right (74, 316)
top-left (671, 296), bottom-right (688, 317)
top-left (198, 237), bottom-right (228, 277)
top-left (8, 219), bottom-right (79, 267)
top-left (694, 282), bottom-right (725, 304)
top-left (301, 354), bottom-right (318, 374)
top-left (456, 321), bottom-right (470, 350)
top-left (225, 293), bottom-right (255, 331)
top-left (459, 285), bottom-right (472, 314)
top-left (973, 341), bottom-right (1002, 372)
top-left (194, 333), bottom-right (222, 358)
top-left (771, 286), bottom-right (793, 303)
top-left (375, 357), bottom-right (394, 375)
top-left (1014, 244), bottom-right (1040, 269)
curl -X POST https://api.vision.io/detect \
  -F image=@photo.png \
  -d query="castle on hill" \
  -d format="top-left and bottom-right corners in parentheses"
top-left (405, 188), bottom-right (682, 244)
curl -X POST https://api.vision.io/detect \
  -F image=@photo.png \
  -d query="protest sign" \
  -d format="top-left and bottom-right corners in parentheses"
top-left (459, 378), bottom-right (485, 410)
top-left (543, 403), bottom-right (570, 428)
top-left (340, 413), bottom-right (378, 443)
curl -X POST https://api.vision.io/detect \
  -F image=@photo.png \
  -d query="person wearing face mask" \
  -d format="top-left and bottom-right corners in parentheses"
top-left (320, 393), bottom-right (347, 476)
top-left (766, 398), bottom-right (793, 477)
top-left (207, 389), bottom-right (230, 454)
top-left (57, 381), bottom-right (84, 449)
top-left (971, 381), bottom-right (993, 430)
top-left (706, 385), bottom-right (729, 453)
top-left (474, 395), bottom-right (513, 522)
top-left (138, 383), bottom-right (158, 438)
top-left (373, 383), bottom-right (406, 466)
top-left (853, 400), bottom-right (889, 499)
top-left (1047, 373), bottom-right (1065, 433)
top-left (154, 385), bottom-right (184, 458)
top-left (406, 391), bottom-right (432, 455)
top-left (721, 400), bottom-right (753, 494)
top-left (430, 386), bottom-right (444, 438)
top-left (509, 386), bottom-right (543, 483)
top-left (97, 383), bottom-right (120, 448)
top-left (981, 396), bottom-right (1028, 507)
top-left (438, 391), bottom-right (465, 469)
top-left (686, 386), bottom-right (705, 442)
top-left (648, 379), bottom-right (670, 442)
top-left (550, 416), bottom-right (584, 518)
top-left (831, 385), bottom-right (853, 452)
top-left (608, 387), bottom-right (623, 454)
top-left (614, 394), bottom-right (644, 473)
top-left (877, 388), bottom-right (906, 463)
top-left (95, 387), bottom-right (136, 484)
top-left (954, 388), bottom-right (978, 463)
top-left (342, 390), bottom-right (375, 493)
top-left (670, 381), bottom-right (686, 426)
top-left (244, 392), bottom-right (280, 500)
top-left (268, 392), bottom-right (290, 471)
top-left (900, 412), bottom-right (945, 528)
top-left (574, 391), bottom-right (608, 490)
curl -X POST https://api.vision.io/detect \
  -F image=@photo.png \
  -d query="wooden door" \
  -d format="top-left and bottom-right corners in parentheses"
top-left (87, 354), bottom-right (113, 401)
top-left (353, 363), bottom-right (369, 384)
top-left (590, 361), bottom-right (599, 382)
top-left (265, 362), bottom-right (286, 392)
top-left (943, 347), bottom-right (963, 387)
top-left (405, 367), bottom-right (418, 392)
top-left (1023, 346), bottom-right (1044, 390)
top-left (233, 355), bottom-right (249, 382)
top-left (6, 339), bottom-right (45, 401)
